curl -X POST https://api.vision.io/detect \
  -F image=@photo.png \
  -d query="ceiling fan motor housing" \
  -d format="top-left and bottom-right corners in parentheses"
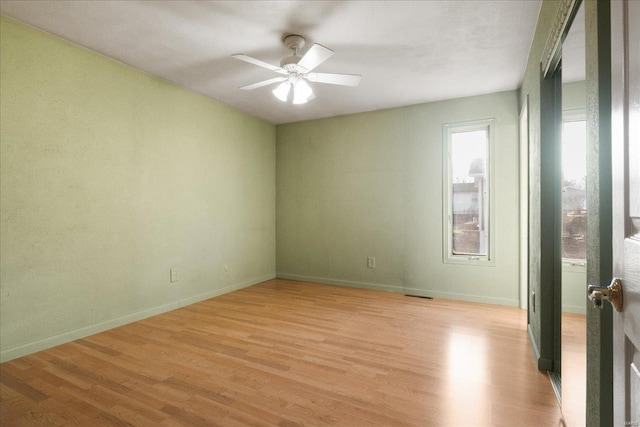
top-left (281, 57), bottom-right (306, 73)
top-left (284, 35), bottom-right (305, 52)
top-left (281, 35), bottom-right (307, 72)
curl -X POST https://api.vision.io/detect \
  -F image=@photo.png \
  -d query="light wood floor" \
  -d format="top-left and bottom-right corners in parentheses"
top-left (561, 312), bottom-right (587, 427)
top-left (1, 279), bottom-right (565, 426)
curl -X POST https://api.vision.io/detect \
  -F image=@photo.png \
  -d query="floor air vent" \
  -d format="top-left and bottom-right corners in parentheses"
top-left (404, 294), bottom-right (433, 299)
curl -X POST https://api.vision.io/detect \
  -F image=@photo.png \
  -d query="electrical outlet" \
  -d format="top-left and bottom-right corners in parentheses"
top-left (367, 257), bottom-right (376, 268)
top-left (532, 291), bottom-right (536, 312)
top-left (170, 269), bottom-right (178, 283)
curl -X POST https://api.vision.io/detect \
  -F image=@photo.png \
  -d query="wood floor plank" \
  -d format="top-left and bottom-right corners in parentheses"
top-left (0, 279), bottom-right (567, 426)
top-left (0, 369), bottom-right (49, 403)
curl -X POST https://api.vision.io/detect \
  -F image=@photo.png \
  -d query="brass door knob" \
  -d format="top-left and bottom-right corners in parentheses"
top-left (587, 278), bottom-right (624, 312)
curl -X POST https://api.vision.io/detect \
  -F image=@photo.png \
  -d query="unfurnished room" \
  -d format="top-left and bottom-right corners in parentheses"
top-left (0, 1), bottom-right (638, 426)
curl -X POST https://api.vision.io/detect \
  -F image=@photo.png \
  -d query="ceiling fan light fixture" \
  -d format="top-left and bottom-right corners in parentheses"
top-left (292, 79), bottom-right (313, 105)
top-left (272, 82), bottom-right (290, 102)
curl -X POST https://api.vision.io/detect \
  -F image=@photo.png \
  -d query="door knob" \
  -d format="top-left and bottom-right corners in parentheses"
top-left (587, 278), bottom-right (624, 311)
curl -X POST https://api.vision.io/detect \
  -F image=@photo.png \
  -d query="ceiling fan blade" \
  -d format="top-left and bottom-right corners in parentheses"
top-left (239, 77), bottom-right (287, 90)
top-left (232, 54), bottom-right (288, 75)
top-left (297, 44), bottom-right (334, 72)
top-left (306, 72), bottom-right (361, 87)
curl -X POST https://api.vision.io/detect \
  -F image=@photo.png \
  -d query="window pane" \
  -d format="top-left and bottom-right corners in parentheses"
top-left (562, 120), bottom-right (587, 260)
top-left (451, 130), bottom-right (488, 256)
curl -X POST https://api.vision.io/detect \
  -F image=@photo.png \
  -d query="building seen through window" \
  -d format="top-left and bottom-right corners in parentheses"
top-left (451, 130), bottom-right (488, 256)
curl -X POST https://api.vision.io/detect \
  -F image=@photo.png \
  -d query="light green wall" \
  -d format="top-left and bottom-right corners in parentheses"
top-left (276, 91), bottom-right (520, 306)
top-left (0, 17), bottom-right (276, 362)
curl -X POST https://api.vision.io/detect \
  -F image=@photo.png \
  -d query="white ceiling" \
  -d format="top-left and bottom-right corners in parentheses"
top-left (0, 1), bottom-right (542, 125)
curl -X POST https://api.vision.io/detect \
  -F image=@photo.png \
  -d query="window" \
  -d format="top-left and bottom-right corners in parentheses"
top-left (443, 119), bottom-right (494, 265)
top-left (562, 111), bottom-right (587, 263)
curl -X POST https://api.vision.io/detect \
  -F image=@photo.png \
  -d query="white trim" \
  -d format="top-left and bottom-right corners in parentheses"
top-left (442, 118), bottom-right (496, 266)
top-left (541, 0), bottom-right (579, 77)
top-left (0, 274), bottom-right (275, 363)
top-left (276, 273), bottom-right (402, 293)
top-left (561, 113), bottom-right (587, 262)
top-left (563, 108), bottom-right (587, 122)
top-left (276, 273), bottom-right (519, 307)
top-left (562, 304), bottom-right (587, 315)
top-left (402, 286), bottom-right (519, 307)
top-left (562, 259), bottom-right (587, 271)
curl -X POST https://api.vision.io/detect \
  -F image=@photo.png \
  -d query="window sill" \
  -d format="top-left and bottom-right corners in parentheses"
top-left (444, 256), bottom-right (495, 267)
top-left (562, 260), bottom-right (587, 272)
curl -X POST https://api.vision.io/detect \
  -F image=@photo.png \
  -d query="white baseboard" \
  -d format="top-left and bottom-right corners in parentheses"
top-left (276, 273), bottom-right (519, 307)
top-left (276, 273), bottom-right (403, 293)
top-left (562, 304), bottom-right (587, 315)
top-left (0, 274), bottom-right (275, 363)
top-left (402, 286), bottom-right (519, 307)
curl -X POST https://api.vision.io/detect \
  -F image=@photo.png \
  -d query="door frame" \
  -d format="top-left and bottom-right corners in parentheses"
top-left (519, 97), bottom-right (529, 312)
top-left (584, 1), bottom-right (614, 425)
top-left (535, 0), bottom-right (614, 423)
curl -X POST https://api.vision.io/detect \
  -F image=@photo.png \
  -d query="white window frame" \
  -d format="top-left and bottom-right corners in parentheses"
top-left (442, 118), bottom-right (496, 266)
top-left (561, 108), bottom-right (587, 268)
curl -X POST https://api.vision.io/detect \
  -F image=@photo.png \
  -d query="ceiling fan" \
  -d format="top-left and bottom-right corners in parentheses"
top-left (232, 35), bottom-right (361, 104)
